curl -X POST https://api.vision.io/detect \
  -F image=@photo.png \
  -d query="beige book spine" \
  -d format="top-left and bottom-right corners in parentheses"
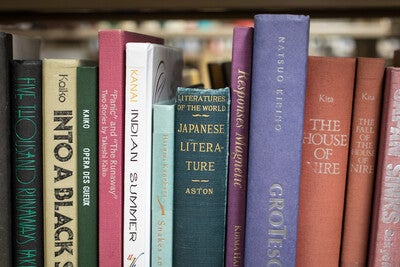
top-left (43, 59), bottom-right (81, 267)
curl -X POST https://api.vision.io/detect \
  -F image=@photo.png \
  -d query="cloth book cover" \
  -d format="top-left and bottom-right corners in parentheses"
top-left (244, 14), bottom-right (310, 267)
top-left (77, 65), bottom-right (98, 267)
top-left (0, 32), bottom-right (41, 267)
top-left (368, 67), bottom-right (400, 266)
top-left (173, 87), bottom-right (230, 266)
top-left (225, 26), bottom-right (253, 267)
top-left (296, 56), bottom-right (356, 267)
top-left (10, 59), bottom-right (43, 267)
top-left (340, 57), bottom-right (385, 267)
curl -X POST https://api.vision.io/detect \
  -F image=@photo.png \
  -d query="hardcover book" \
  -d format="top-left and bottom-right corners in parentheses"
top-left (173, 87), bottom-right (230, 267)
top-left (340, 57), bottom-right (385, 267)
top-left (244, 14), bottom-right (310, 267)
top-left (225, 26), bottom-right (253, 267)
top-left (10, 60), bottom-right (43, 267)
top-left (0, 32), bottom-right (13, 267)
top-left (0, 32), bottom-right (41, 267)
top-left (151, 104), bottom-right (175, 267)
top-left (77, 65), bottom-right (98, 267)
top-left (296, 56), bottom-right (356, 267)
top-left (124, 42), bottom-right (182, 267)
top-left (368, 67), bottom-right (400, 266)
top-left (98, 29), bottom-right (163, 267)
top-left (42, 58), bottom-right (88, 267)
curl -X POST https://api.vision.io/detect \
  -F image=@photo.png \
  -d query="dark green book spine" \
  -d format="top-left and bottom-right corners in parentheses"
top-left (11, 60), bottom-right (43, 266)
top-left (173, 87), bottom-right (230, 266)
top-left (77, 66), bottom-right (98, 267)
top-left (0, 32), bottom-right (12, 267)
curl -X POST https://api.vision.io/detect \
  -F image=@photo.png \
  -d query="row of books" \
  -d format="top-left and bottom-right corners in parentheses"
top-left (239, 15), bottom-right (400, 267)
top-left (1, 13), bottom-right (400, 267)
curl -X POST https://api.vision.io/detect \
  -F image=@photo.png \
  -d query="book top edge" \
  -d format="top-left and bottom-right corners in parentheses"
top-left (254, 14), bottom-right (310, 21)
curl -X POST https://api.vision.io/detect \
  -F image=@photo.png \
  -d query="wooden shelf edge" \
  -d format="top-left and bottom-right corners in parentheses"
top-left (0, 7), bottom-right (399, 22)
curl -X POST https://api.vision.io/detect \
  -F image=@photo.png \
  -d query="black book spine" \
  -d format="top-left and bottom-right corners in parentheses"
top-left (10, 60), bottom-right (43, 266)
top-left (0, 32), bottom-right (13, 267)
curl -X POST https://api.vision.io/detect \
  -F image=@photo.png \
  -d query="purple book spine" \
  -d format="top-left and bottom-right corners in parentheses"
top-left (244, 14), bottom-right (310, 266)
top-left (225, 26), bottom-right (253, 267)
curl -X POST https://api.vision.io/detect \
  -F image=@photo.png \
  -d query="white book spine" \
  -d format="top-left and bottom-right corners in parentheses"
top-left (124, 43), bottom-right (153, 267)
top-left (124, 42), bottom-right (183, 267)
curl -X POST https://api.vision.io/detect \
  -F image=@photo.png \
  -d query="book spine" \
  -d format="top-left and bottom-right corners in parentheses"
top-left (77, 66), bottom-right (98, 267)
top-left (0, 32), bottom-right (13, 267)
top-left (340, 57), bottom-right (385, 267)
top-left (151, 104), bottom-right (175, 267)
top-left (173, 87), bottom-right (230, 266)
top-left (368, 67), bottom-right (400, 266)
top-left (244, 14), bottom-right (309, 267)
top-left (225, 26), bottom-right (253, 267)
top-left (43, 59), bottom-right (81, 267)
top-left (296, 56), bottom-right (356, 267)
top-left (98, 31), bottom-right (125, 266)
top-left (124, 43), bottom-right (151, 267)
top-left (10, 60), bottom-right (43, 267)
top-left (98, 30), bottom-right (163, 267)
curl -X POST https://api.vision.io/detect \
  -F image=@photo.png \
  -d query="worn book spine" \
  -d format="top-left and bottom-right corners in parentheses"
top-left (244, 14), bottom-right (310, 267)
top-left (368, 67), bottom-right (400, 266)
top-left (124, 43), bottom-right (182, 267)
top-left (10, 60), bottom-right (43, 267)
top-left (225, 26), bottom-right (253, 267)
top-left (296, 56), bottom-right (356, 267)
top-left (43, 58), bottom-right (83, 267)
top-left (98, 29), bottom-right (163, 267)
top-left (0, 32), bottom-right (13, 267)
top-left (151, 104), bottom-right (175, 267)
top-left (173, 87), bottom-right (230, 267)
top-left (340, 57), bottom-right (385, 267)
top-left (77, 66), bottom-right (98, 267)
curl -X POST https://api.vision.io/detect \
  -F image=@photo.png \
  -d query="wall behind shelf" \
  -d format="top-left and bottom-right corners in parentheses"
top-left (1, 18), bottom-right (399, 87)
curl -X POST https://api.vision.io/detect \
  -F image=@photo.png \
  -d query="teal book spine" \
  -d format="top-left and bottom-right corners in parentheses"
top-left (173, 87), bottom-right (230, 267)
top-left (151, 104), bottom-right (175, 267)
top-left (77, 65), bottom-right (98, 267)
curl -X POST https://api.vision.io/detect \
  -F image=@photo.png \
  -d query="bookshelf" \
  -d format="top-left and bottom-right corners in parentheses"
top-left (1, 0), bottom-right (399, 92)
top-left (0, 0), bottom-right (400, 20)
top-left (1, 1), bottom-right (400, 266)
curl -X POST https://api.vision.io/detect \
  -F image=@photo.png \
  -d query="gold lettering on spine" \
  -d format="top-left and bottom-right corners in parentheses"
top-left (179, 89), bottom-right (228, 196)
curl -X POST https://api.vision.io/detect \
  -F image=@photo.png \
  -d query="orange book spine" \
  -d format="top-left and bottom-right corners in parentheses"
top-left (296, 56), bottom-right (356, 267)
top-left (340, 57), bottom-right (385, 267)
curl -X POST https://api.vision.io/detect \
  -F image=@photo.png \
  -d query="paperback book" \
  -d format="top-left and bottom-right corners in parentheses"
top-left (124, 42), bottom-right (182, 267)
